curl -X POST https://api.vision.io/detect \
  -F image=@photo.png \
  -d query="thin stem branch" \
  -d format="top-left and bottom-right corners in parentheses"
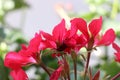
top-left (73, 60), bottom-right (77, 80)
top-left (84, 52), bottom-right (91, 80)
top-left (67, 72), bottom-right (71, 80)
top-left (60, 77), bottom-right (64, 80)
top-left (64, 55), bottom-right (70, 80)
top-left (71, 51), bottom-right (77, 80)
top-left (111, 72), bottom-right (120, 80)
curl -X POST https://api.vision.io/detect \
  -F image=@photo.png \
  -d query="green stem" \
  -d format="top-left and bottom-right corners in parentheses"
top-left (64, 77), bottom-right (67, 80)
top-left (60, 77), bottom-right (64, 80)
top-left (71, 51), bottom-right (77, 80)
top-left (67, 72), bottom-right (71, 80)
top-left (84, 52), bottom-right (91, 80)
top-left (73, 60), bottom-right (77, 80)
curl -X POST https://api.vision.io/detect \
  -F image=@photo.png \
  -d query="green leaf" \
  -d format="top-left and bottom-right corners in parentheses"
top-left (13, 0), bottom-right (29, 9)
top-left (0, 27), bottom-right (6, 42)
top-left (86, 0), bottom-right (109, 5)
top-left (0, 57), bottom-right (9, 80)
top-left (101, 61), bottom-right (120, 78)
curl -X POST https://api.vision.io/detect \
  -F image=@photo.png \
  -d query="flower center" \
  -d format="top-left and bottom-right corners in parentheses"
top-left (57, 43), bottom-right (67, 51)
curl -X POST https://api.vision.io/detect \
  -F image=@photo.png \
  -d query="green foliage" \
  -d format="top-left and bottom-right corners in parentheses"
top-left (12, 0), bottom-right (29, 9)
top-left (0, 57), bottom-right (9, 80)
top-left (0, 27), bottom-right (6, 42)
top-left (86, 0), bottom-right (109, 5)
top-left (101, 61), bottom-right (120, 79)
top-left (42, 51), bottom-right (58, 69)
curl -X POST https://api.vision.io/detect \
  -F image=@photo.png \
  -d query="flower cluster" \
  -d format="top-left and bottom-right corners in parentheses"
top-left (4, 17), bottom-right (118, 80)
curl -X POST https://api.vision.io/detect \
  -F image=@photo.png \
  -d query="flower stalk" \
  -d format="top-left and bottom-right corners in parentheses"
top-left (64, 56), bottom-right (71, 80)
top-left (73, 60), bottom-right (77, 80)
top-left (84, 52), bottom-right (91, 80)
top-left (71, 51), bottom-right (77, 80)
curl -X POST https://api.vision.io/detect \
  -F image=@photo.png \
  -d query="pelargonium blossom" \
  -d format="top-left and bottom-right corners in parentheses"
top-left (4, 32), bottom-right (42, 80)
top-left (70, 17), bottom-right (116, 49)
top-left (4, 50), bottom-right (36, 80)
top-left (40, 19), bottom-right (86, 55)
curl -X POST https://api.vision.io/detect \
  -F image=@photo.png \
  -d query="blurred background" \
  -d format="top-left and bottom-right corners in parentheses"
top-left (6, 0), bottom-right (90, 38)
top-left (0, 0), bottom-right (120, 80)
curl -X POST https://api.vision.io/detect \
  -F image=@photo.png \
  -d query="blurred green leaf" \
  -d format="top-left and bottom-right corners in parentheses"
top-left (0, 57), bottom-right (9, 80)
top-left (12, 0), bottom-right (29, 10)
top-left (79, 12), bottom-right (96, 21)
top-left (0, 27), bottom-right (6, 41)
top-left (101, 61), bottom-right (120, 79)
top-left (42, 54), bottom-right (58, 69)
top-left (86, 0), bottom-right (109, 5)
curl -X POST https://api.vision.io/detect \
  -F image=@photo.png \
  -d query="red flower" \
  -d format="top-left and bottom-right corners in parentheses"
top-left (4, 32), bottom-right (42, 80)
top-left (112, 43), bottom-right (120, 62)
top-left (41, 19), bottom-right (79, 54)
top-left (4, 51), bottom-right (36, 80)
top-left (70, 17), bottom-right (115, 48)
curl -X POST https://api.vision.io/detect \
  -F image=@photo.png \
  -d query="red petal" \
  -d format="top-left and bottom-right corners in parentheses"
top-left (40, 31), bottom-right (54, 41)
top-left (52, 19), bottom-right (67, 43)
top-left (75, 34), bottom-right (87, 45)
top-left (28, 32), bottom-right (41, 53)
top-left (10, 69), bottom-right (28, 80)
top-left (97, 29), bottom-right (116, 46)
top-left (75, 34), bottom-right (87, 51)
top-left (88, 17), bottom-right (102, 37)
top-left (50, 66), bottom-right (63, 80)
top-left (64, 38), bottom-right (76, 48)
top-left (39, 31), bottom-right (57, 50)
top-left (21, 44), bottom-right (27, 50)
top-left (4, 52), bottom-right (36, 69)
top-left (70, 18), bottom-right (89, 40)
top-left (69, 24), bottom-right (78, 38)
top-left (112, 43), bottom-right (120, 52)
top-left (39, 40), bottom-right (56, 50)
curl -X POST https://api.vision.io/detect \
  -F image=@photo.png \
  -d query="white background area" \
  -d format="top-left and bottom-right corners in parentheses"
top-left (6, 0), bottom-right (89, 38)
